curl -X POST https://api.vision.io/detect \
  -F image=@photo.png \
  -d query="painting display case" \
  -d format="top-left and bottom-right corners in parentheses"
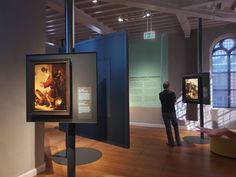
top-left (182, 75), bottom-right (202, 104)
top-left (26, 53), bottom-right (98, 123)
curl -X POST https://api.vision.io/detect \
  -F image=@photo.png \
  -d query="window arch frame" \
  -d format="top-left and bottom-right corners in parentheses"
top-left (210, 34), bottom-right (236, 108)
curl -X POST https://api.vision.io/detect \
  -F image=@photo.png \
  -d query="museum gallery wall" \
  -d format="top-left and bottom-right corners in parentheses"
top-left (129, 35), bottom-right (168, 125)
top-left (129, 23), bottom-right (236, 128)
top-left (0, 1), bottom-right (45, 177)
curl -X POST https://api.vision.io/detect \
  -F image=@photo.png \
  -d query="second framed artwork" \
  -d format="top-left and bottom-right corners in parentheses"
top-left (182, 75), bottom-right (202, 104)
top-left (182, 73), bottom-right (210, 104)
top-left (26, 55), bottom-right (71, 121)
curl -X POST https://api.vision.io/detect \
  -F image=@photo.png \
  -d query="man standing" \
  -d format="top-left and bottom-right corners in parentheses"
top-left (159, 81), bottom-right (181, 146)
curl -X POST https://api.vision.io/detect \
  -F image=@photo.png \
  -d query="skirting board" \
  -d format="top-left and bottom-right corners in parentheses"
top-left (18, 163), bottom-right (46, 177)
top-left (130, 122), bottom-right (188, 130)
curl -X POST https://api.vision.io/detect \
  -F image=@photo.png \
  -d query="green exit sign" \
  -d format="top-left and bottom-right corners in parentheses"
top-left (143, 31), bottom-right (156, 40)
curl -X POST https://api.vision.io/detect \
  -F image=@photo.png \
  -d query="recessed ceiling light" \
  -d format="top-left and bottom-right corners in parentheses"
top-left (92, 0), bottom-right (97, 3)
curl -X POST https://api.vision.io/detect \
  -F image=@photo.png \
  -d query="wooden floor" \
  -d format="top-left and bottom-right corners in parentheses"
top-left (36, 123), bottom-right (236, 177)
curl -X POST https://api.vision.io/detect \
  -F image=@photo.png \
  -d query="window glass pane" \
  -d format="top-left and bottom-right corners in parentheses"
top-left (230, 73), bottom-right (236, 89)
top-left (212, 38), bottom-right (236, 108)
top-left (212, 55), bottom-right (228, 72)
top-left (213, 90), bottom-right (228, 107)
top-left (231, 50), bottom-right (236, 55)
top-left (230, 54), bottom-right (236, 71)
top-left (222, 39), bottom-right (234, 50)
top-left (214, 42), bottom-right (220, 49)
top-left (212, 73), bottom-right (228, 89)
top-left (230, 91), bottom-right (236, 107)
top-left (213, 50), bottom-right (227, 56)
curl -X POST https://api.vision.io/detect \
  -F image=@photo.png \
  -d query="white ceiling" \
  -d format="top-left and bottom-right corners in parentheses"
top-left (46, 0), bottom-right (236, 45)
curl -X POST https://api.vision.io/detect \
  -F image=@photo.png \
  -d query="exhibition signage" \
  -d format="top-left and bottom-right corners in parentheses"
top-left (143, 31), bottom-right (156, 40)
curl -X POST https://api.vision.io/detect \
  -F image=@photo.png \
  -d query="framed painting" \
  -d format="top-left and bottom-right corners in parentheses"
top-left (26, 55), bottom-right (71, 121)
top-left (182, 75), bottom-right (202, 104)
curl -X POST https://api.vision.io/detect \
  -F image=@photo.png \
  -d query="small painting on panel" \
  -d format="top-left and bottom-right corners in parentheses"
top-left (182, 75), bottom-right (202, 104)
top-left (26, 55), bottom-right (71, 121)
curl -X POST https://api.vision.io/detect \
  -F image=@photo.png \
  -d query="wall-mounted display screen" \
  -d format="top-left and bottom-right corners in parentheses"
top-left (182, 75), bottom-right (202, 104)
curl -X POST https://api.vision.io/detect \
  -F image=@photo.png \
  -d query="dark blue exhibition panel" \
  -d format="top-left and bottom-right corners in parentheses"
top-left (60, 31), bottom-right (129, 148)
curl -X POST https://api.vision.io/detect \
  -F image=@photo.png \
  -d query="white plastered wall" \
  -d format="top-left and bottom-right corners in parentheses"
top-left (0, 1), bottom-right (45, 177)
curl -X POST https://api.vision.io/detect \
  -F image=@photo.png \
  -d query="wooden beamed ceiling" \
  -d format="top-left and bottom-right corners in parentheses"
top-left (46, 0), bottom-right (236, 45)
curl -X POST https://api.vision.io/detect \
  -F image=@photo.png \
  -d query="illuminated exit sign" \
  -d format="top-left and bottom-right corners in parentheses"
top-left (143, 31), bottom-right (156, 40)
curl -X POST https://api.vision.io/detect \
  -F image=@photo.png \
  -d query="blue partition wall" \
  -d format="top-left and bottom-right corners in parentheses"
top-left (74, 31), bottom-right (129, 147)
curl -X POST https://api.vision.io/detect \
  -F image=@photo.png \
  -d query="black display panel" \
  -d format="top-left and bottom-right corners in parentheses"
top-left (26, 53), bottom-right (97, 122)
top-left (199, 72), bottom-right (210, 105)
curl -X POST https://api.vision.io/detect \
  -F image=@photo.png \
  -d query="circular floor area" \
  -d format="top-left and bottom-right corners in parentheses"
top-left (183, 136), bottom-right (210, 144)
top-left (52, 147), bottom-right (102, 165)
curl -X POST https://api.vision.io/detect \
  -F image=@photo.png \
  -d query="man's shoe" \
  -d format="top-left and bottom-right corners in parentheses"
top-left (166, 142), bottom-right (175, 147)
top-left (177, 142), bottom-right (182, 146)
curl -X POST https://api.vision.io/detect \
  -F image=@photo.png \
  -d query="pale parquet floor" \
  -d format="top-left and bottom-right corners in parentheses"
top-left (36, 123), bottom-right (236, 177)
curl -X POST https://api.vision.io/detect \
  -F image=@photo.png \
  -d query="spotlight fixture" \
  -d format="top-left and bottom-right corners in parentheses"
top-left (146, 12), bottom-right (151, 17)
top-left (143, 11), bottom-right (151, 18)
top-left (92, 0), bottom-right (97, 3)
top-left (118, 16), bottom-right (124, 22)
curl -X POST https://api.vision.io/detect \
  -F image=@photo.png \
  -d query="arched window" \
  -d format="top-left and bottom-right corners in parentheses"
top-left (212, 38), bottom-right (236, 108)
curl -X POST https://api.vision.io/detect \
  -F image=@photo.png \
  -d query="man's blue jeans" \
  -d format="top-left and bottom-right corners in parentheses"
top-left (162, 112), bottom-right (181, 145)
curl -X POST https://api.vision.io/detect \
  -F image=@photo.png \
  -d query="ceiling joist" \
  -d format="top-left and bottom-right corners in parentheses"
top-left (101, 0), bottom-right (236, 23)
top-left (181, 0), bottom-right (222, 9)
top-left (47, 0), bottom-right (114, 34)
top-left (176, 14), bottom-right (191, 38)
top-left (46, 0), bottom-right (236, 43)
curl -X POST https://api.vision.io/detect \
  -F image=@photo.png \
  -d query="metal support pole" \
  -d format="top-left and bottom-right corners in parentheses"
top-left (60, 39), bottom-right (64, 48)
top-left (67, 123), bottom-right (76, 177)
top-left (198, 18), bottom-right (204, 139)
top-left (65, 0), bottom-right (76, 176)
top-left (198, 18), bottom-right (202, 73)
top-left (65, 0), bottom-right (74, 53)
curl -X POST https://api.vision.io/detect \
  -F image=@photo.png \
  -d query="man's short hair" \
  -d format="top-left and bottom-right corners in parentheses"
top-left (163, 81), bottom-right (170, 89)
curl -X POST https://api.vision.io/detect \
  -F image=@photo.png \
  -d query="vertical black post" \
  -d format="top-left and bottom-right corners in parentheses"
top-left (198, 18), bottom-right (204, 139)
top-left (65, 0), bottom-right (75, 177)
top-left (65, 0), bottom-right (74, 53)
top-left (67, 123), bottom-right (75, 177)
top-left (60, 39), bottom-right (64, 48)
top-left (198, 18), bottom-right (202, 73)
